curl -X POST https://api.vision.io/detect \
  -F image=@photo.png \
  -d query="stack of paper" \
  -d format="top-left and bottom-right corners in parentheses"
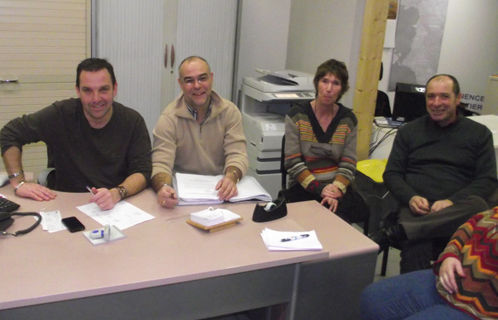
top-left (176, 173), bottom-right (271, 205)
top-left (260, 228), bottom-right (323, 251)
top-left (190, 207), bottom-right (241, 227)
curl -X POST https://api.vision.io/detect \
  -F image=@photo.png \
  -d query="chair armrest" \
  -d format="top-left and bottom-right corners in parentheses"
top-left (37, 168), bottom-right (55, 186)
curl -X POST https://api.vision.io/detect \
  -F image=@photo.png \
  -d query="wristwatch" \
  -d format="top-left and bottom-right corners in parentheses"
top-left (116, 186), bottom-right (128, 200)
top-left (8, 170), bottom-right (24, 179)
top-left (228, 169), bottom-right (240, 183)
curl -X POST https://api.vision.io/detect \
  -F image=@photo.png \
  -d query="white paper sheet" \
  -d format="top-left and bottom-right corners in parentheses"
top-left (40, 210), bottom-right (66, 233)
top-left (260, 228), bottom-right (323, 251)
top-left (77, 201), bottom-right (155, 230)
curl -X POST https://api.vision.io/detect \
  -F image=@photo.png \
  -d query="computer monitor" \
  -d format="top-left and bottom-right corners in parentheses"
top-left (392, 82), bottom-right (427, 122)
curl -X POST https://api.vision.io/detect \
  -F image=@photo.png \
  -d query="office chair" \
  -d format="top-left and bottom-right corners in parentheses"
top-left (352, 187), bottom-right (371, 237)
top-left (378, 210), bottom-right (450, 276)
top-left (280, 135), bottom-right (287, 191)
top-left (280, 135), bottom-right (370, 236)
top-left (37, 147), bottom-right (56, 187)
top-left (37, 168), bottom-right (55, 187)
top-left (375, 62), bottom-right (392, 117)
top-left (378, 211), bottom-right (399, 276)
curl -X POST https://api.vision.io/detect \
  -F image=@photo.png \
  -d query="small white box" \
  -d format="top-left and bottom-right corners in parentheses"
top-left (190, 208), bottom-right (225, 227)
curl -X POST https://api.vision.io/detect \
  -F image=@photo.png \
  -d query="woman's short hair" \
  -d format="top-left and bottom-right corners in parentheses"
top-left (313, 59), bottom-right (350, 102)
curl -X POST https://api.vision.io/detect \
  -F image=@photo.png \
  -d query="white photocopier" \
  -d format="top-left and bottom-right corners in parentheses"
top-left (240, 70), bottom-right (315, 199)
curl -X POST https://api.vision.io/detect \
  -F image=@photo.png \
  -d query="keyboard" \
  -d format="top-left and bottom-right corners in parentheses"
top-left (0, 197), bottom-right (20, 213)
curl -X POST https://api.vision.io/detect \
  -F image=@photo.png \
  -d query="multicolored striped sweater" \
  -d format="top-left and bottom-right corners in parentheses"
top-left (284, 102), bottom-right (358, 197)
top-left (434, 207), bottom-right (498, 319)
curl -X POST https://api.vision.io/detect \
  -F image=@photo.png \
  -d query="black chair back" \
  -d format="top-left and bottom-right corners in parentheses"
top-left (280, 135), bottom-right (287, 190)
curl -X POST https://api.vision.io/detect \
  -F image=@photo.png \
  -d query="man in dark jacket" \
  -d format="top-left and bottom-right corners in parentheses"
top-left (370, 74), bottom-right (498, 273)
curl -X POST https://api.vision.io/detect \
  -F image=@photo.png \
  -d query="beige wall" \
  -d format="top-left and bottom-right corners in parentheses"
top-left (438, 0), bottom-right (498, 96)
top-left (285, 0), bottom-right (365, 108)
top-left (233, 0), bottom-right (292, 104)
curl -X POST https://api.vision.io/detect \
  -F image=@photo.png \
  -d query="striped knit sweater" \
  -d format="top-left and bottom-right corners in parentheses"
top-left (284, 101), bottom-right (358, 197)
top-left (434, 207), bottom-right (498, 319)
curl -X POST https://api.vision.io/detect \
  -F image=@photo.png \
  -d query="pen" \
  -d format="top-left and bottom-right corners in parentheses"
top-left (86, 185), bottom-right (95, 195)
top-left (168, 189), bottom-right (176, 199)
top-left (281, 234), bottom-right (309, 242)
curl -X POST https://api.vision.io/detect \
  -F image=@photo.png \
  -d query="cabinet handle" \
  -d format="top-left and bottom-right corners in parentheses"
top-left (171, 45), bottom-right (175, 68)
top-left (164, 44), bottom-right (168, 68)
top-left (0, 78), bottom-right (19, 83)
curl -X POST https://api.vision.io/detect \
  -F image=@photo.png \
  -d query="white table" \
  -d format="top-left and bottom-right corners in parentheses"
top-left (0, 187), bottom-right (377, 320)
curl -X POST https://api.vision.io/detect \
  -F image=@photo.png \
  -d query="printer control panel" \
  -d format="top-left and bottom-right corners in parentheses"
top-left (273, 92), bottom-right (314, 99)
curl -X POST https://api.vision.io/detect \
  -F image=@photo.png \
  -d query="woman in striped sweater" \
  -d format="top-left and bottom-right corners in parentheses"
top-left (283, 59), bottom-right (368, 223)
top-left (360, 206), bottom-right (498, 320)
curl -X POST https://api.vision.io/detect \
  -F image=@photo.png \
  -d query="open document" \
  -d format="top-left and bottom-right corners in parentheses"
top-left (176, 173), bottom-right (272, 205)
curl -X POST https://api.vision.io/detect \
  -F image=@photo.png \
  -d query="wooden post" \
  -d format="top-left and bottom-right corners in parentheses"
top-left (352, 0), bottom-right (389, 160)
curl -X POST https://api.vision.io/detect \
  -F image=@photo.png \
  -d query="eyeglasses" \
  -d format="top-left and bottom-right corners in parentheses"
top-left (181, 74), bottom-right (211, 86)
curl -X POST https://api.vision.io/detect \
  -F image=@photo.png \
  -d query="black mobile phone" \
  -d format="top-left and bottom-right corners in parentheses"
top-left (61, 216), bottom-right (85, 233)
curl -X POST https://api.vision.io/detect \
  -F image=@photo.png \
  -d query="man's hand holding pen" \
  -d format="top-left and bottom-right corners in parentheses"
top-left (87, 186), bottom-right (120, 211)
top-left (158, 184), bottom-right (178, 208)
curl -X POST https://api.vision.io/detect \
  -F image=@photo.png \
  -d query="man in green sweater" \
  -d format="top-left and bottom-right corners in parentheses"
top-left (370, 74), bottom-right (498, 273)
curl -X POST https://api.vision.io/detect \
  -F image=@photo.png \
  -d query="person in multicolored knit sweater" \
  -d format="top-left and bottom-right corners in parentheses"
top-left (283, 59), bottom-right (368, 223)
top-left (360, 206), bottom-right (498, 320)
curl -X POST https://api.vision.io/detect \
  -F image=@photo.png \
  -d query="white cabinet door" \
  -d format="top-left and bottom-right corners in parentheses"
top-left (161, 0), bottom-right (179, 114)
top-left (94, 0), bottom-right (238, 136)
top-left (0, 0), bottom-right (90, 176)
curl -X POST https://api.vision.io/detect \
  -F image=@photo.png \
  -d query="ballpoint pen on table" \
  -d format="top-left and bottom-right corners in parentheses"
top-left (281, 234), bottom-right (309, 242)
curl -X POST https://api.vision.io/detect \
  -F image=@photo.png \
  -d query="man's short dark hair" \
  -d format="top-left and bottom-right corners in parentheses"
top-left (76, 58), bottom-right (116, 88)
top-left (313, 59), bottom-right (350, 102)
top-left (425, 74), bottom-right (460, 96)
top-left (178, 56), bottom-right (211, 73)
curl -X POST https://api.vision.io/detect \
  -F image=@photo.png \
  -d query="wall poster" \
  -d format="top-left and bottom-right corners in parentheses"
top-left (388, 0), bottom-right (449, 90)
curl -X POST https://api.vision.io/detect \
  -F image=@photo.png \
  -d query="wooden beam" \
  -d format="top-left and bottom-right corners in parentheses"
top-left (352, 0), bottom-right (389, 160)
